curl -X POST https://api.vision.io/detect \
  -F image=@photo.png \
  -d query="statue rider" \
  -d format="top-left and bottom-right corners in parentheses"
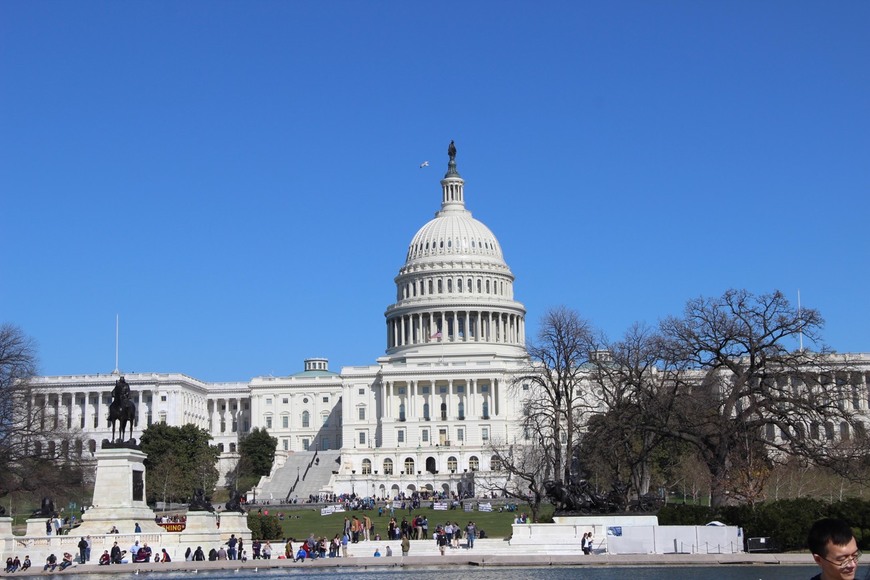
top-left (113, 376), bottom-right (130, 405)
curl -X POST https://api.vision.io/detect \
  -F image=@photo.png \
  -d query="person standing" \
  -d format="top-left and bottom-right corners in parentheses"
top-left (465, 521), bottom-right (476, 549)
top-left (78, 536), bottom-right (88, 564)
top-left (227, 534), bottom-right (238, 560)
top-left (401, 533), bottom-right (410, 557)
top-left (808, 518), bottom-right (860, 580)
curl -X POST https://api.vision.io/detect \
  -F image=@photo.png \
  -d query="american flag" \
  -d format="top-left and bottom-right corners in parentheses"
top-left (430, 330), bottom-right (442, 340)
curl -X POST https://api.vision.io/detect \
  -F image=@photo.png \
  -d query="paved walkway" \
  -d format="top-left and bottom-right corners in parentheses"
top-left (8, 547), bottom-right (816, 576)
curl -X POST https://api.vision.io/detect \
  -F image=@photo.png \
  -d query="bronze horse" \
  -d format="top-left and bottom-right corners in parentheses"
top-left (108, 380), bottom-right (137, 443)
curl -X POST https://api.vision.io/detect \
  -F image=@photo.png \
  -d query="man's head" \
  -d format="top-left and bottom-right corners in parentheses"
top-left (808, 518), bottom-right (860, 580)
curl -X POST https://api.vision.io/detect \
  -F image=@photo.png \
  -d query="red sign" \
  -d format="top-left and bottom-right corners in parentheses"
top-left (158, 523), bottom-right (186, 532)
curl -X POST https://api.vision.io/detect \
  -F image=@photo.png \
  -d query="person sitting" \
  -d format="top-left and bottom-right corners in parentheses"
top-left (11, 556), bottom-right (20, 572)
top-left (294, 547), bottom-right (307, 562)
top-left (160, 548), bottom-right (171, 562)
top-left (58, 552), bottom-right (74, 571)
top-left (44, 553), bottom-right (58, 571)
top-left (99, 550), bottom-right (111, 565)
top-left (373, 548), bottom-right (381, 557)
top-left (5, 557), bottom-right (13, 572)
top-left (21, 556), bottom-right (31, 571)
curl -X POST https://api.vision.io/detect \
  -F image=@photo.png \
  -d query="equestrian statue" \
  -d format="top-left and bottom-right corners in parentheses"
top-left (106, 376), bottom-right (137, 446)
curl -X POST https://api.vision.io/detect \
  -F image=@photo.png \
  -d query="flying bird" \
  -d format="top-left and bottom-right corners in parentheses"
top-left (419, 161), bottom-right (429, 168)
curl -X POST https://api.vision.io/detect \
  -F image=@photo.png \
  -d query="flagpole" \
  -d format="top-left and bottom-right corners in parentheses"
top-left (114, 314), bottom-right (120, 374)
top-left (797, 290), bottom-right (803, 352)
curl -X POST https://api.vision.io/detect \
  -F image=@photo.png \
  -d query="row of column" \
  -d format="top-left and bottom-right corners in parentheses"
top-left (32, 390), bottom-right (154, 431)
top-left (207, 397), bottom-right (246, 434)
top-left (382, 378), bottom-right (500, 422)
top-left (387, 310), bottom-right (524, 349)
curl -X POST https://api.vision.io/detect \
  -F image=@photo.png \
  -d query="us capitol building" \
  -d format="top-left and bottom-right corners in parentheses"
top-left (29, 148), bottom-right (534, 500)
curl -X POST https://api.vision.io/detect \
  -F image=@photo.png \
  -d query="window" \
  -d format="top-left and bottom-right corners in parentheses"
top-left (229, 443), bottom-right (236, 453)
top-left (422, 429), bottom-right (429, 442)
top-left (522, 384), bottom-right (529, 391)
top-left (159, 412), bottom-right (167, 424)
top-left (362, 459), bottom-right (372, 475)
top-left (399, 402), bottom-right (406, 422)
top-left (404, 457), bottom-right (415, 474)
top-left (302, 411), bottom-right (310, 428)
top-left (469, 456), bottom-right (479, 471)
top-left (359, 431), bottom-right (366, 445)
top-left (384, 458), bottom-right (394, 475)
top-left (359, 388), bottom-right (365, 395)
top-left (266, 416), bottom-right (273, 429)
top-left (456, 385), bottom-right (464, 393)
top-left (160, 395), bottom-right (167, 402)
top-left (323, 396), bottom-right (329, 403)
top-left (359, 407), bottom-right (366, 420)
top-left (422, 386), bottom-right (430, 395)
top-left (440, 402), bottom-right (447, 420)
top-left (303, 438), bottom-right (310, 451)
top-left (480, 384), bottom-right (489, 392)
top-left (447, 456), bottom-right (457, 472)
top-left (457, 428), bottom-right (464, 442)
top-left (322, 414), bottom-right (329, 425)
top-left (423, 402), bottom-right (430, 420)
top-left (439, 386), bottom-right (448, 394)
top-left (283, 398), bottom-right (289, 404)
top-left (282, 416), bottom-right (289, 429)
top-left (482, 427), bottom-right (489, 441)
top-left (398, 387), bottom-right (406, 395)
top-left (482, 401), bottom-right (489, 419)
top-left (397, 430), bottom-right (405, 443)
top-left (457, 401), bottom-right (465, 420)
top-left (283, 439), bottom-right (288, 451)
top-left (491, 455), bottom-right (502, 471)
top-left (266, 398), bottom-right (272, 405)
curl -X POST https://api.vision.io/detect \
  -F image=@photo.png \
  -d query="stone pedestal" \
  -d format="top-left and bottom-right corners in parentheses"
top-left (217, 512), bottom-right (251, 542)
top-left (180, 510), bottom-right (222, 546)
top-left (75, 447), bottom-right (162, 535)
top-left (25, 517), bottom-right (52, 537)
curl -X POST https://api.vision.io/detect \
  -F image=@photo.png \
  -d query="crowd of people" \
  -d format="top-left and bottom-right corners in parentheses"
top-left (3, 555), bottom-right (31, 573)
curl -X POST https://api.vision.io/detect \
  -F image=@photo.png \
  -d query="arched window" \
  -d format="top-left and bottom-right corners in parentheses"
top-left (469, 456), bottom-right (479, 471)
top-left (440, 402), bottom-right (447, 420)
top-left (399, 402), bottom-right (406, 421)
top-left (491, 455), bottom-right (502, 471)
top-left (458, 278), bottom-right (463, 292)
top-left (229, 443), bottom-right (237, 453)
top-left (458, 401), bottom-right (465, 420)
top-left (302, 410), bottom-right (310, 428)
top-left (404, 457), bottom-right (415, 475)
top-left (384, 458), bottom-right (394, 475)
top-left (423, 402), bottom-right (430, 421)
top-left (840, 422), bottom-right (850, 440)
top-left (447, 456), bottom-right (458, 472)
top-left (447, 279), bottom-right (452, 293)
top-left (482, 400), bottom-right (489, 419)
top-left (218, 443), bottom-right (225, 452)
top-left (362, 459), bottom-right (372, 474)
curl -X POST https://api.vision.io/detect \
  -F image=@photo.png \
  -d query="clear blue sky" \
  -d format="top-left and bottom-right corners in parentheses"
top-left (2, 1), bottom-right (868, 382)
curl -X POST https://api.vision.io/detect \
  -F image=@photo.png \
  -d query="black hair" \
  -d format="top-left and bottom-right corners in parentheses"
top-left (808, 518), bottom-right (854, 557)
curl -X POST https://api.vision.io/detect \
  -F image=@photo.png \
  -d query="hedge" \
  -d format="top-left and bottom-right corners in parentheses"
top-left (657, 498), bottom-right (870, 552)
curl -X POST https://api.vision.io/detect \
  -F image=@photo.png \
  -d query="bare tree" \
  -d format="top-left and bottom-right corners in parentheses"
top-left (0, 324), bottom-right (88, 502)
top-left (585, 323), bottom-right (668, 500)
top-left (643, 289), bottom-right (866, 507)
top-left (515, 307), bottom-right (597, 487)
top-left (482, 438), bottom-right (550, 522)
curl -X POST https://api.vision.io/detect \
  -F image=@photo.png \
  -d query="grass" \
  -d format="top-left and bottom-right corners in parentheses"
top-left (258, 503), bottom-right (554, 541)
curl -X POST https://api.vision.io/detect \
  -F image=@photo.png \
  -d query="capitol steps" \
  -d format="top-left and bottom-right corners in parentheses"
top-left (254, 451), bottom-right (340, 502)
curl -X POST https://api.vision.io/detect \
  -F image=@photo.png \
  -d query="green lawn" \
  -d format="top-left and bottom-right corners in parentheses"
top-left (261, 503), bottom-right (553, 541)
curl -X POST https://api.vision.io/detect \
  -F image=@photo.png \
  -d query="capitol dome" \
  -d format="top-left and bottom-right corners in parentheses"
top-left (383, 145), bottom-right (527, 362)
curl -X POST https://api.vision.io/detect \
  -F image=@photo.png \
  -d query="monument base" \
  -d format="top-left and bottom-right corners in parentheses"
top-left (75, 447), bottom-right (162, 536)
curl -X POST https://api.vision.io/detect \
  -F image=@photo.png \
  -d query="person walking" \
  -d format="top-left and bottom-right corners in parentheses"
top-left (401, 533), bottom-right (410, 556)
